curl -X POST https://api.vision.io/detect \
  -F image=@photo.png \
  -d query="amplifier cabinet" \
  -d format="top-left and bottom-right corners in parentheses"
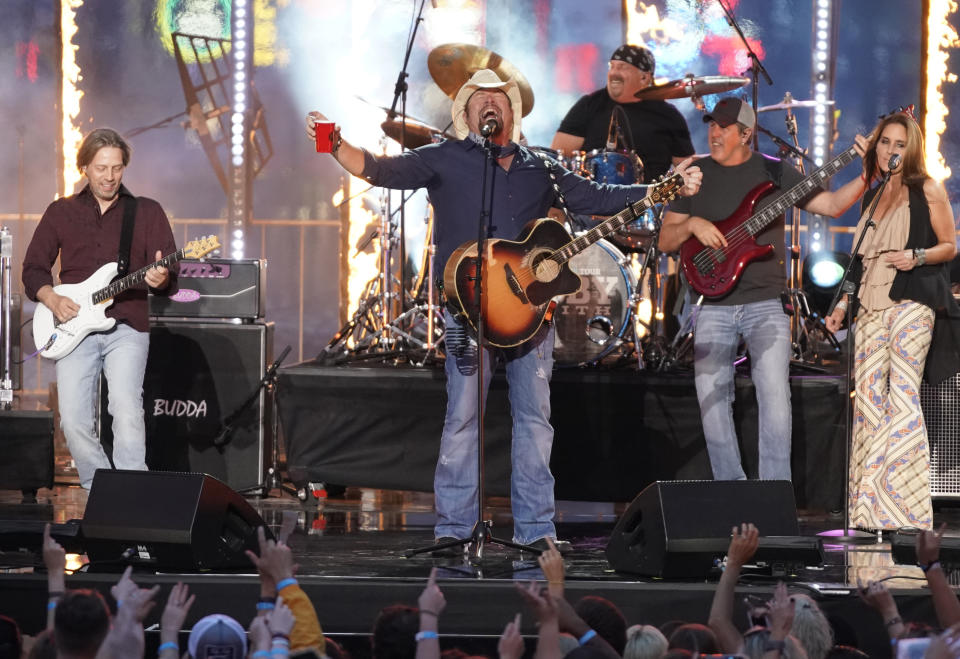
top-left (922, 373), bottom-right (960, 499)
top-left (149, 258), bottom-right (266, 319)
top-left (101, 321), bottom-right (274, 493)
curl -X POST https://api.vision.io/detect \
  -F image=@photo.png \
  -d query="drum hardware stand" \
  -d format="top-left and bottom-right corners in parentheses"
top-left (717, 0), bottom-right (773, 149)
top-left (0, 228), bottom-right (14, 408)
top-left (757, 118), bottom-right (834, 369)
top-left (406, 131), bottom-right (538, 563)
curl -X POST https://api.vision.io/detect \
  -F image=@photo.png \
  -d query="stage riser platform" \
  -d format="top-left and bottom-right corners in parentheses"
top-left (278, 365), bottom-right (847, 511)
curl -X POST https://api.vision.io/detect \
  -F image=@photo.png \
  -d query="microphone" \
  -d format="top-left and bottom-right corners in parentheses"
top-left (606, 112), bottom-right (618, 151)
top-left (480, 117), bottom-right (498, 138)
top-left (882, 153), bottom-right (901, 180)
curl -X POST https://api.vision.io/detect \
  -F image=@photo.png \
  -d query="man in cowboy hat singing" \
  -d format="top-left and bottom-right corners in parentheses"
top-left (307, 69), bottom-right (702, 556)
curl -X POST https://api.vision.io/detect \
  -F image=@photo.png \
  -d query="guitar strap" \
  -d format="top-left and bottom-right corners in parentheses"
top-left (116, 196), bottom-right (139, 277)
top-left (535, 152), bottom-right (578, 229)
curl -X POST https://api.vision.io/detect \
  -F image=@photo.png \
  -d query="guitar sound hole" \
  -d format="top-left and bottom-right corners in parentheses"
top-left (531, 252), bottom-right (559, 283)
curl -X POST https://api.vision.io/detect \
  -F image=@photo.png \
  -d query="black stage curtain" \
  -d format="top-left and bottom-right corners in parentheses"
top-left (278, 365), bottom-right (846, 511)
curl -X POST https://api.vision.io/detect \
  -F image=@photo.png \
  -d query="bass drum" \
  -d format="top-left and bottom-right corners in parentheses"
top-left (552, 240), bottom-right (635, 366)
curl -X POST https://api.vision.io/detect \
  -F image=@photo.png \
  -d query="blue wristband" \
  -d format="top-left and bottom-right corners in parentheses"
top-left (158, 642), bottom-right (179, 652)
top-left (47, 601), bottom-right (57, 611)
top-left (578, 630), bottom-right (597, 646)
top-left (415, 631), bottom-right (439, 641)
top-left (270, 650), bottom-right (289, 656)
top-left (257, 601), bottom-right (276, 611)
top-left (252, 652), bottom-right (271, 658)
top-left (275, 578), bottom-right (297, 590)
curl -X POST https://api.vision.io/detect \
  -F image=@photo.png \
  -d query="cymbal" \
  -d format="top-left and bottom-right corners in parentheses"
top-left (758, 99), bottom-right (835, 112)
top-left (381, 117), bottom-right (452, 149)
top-left (427, 43), bottom-right (534, 116)
top-left (634, 75), bottom-right (750, 101)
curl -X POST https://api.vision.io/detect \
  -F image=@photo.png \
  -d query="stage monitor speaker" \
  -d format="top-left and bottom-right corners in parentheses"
top-left (81, 469), bottom-right (271, 570)
top-left (921, 372), bottom-right (960, 499)
top-left (100, 321), bottom-right (273, 493)
top-left (605, 480), bottom-right (802, 578)
top-left (0, 410), bottom-right (54, 491)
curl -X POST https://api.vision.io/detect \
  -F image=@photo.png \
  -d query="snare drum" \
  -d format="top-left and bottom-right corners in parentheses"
top-left (552, 240), bottom-right (636, 366)
top-left (582, 149), bottom-right (644, 185)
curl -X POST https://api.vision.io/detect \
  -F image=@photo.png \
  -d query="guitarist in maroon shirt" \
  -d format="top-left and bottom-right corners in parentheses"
top-left (658, 97), bottom-right (868, 482)
top-left (22, 128), bottom-right (178, 489)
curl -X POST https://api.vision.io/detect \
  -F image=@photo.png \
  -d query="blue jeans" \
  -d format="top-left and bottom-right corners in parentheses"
top-left (435, 310), bottom-right (556, 545)
top-left (693, 298), bottom-right (792, 481)
top-left (56, 323), bottom-right (150, 488)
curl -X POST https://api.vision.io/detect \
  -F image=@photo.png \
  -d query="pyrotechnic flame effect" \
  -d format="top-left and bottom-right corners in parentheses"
top-left (333, 181), bottom-right (381, 345)
top-left (60, 0), bottom-right (84, 197)
top-left (925, 0), bottom-right (958, 182)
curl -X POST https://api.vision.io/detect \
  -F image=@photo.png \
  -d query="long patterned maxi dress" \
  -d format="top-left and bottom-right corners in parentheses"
top-left (848, 202), bottom-right (934, 531)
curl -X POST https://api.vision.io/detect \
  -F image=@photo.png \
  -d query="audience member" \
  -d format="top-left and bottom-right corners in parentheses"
top-left (0, 615), bottom-right (21, 659)
top-left (624, 624), bottom-right (668, 659)
top-left (574, 596), bottom-right (627, 655)
top-left (416, 568), bottom-right (445, 659)
top-left (372, 605), bottom-right (419, 659)
top-left (789, 594), bottom-right (833, 659)
top-left (52, 590), bottom-right (111, 659)
top-left (497, 613), bottom-right (525, 659)
top-left (666, 623), bottom-right (719, 655)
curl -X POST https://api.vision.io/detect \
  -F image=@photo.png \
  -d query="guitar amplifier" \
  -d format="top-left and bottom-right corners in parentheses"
top-left (149, 258), bottom-right (265, 320)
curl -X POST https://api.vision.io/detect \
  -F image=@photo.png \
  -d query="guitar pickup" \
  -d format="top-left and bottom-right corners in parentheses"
top-left (504, 264), bottom-right (529, 304)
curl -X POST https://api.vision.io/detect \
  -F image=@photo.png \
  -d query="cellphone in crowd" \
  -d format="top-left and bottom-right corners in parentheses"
top-left (894, 637), bottom-right (932, 659)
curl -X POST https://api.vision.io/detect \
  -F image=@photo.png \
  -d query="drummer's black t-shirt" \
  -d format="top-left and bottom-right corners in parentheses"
top-left (557, 89), bottom-right (695, 181)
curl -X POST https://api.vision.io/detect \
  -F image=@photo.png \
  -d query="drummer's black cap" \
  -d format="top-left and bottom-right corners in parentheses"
top-left (610, 44), bottom-right (655, 73)
top-left (703, 97), bottom-right (756, 130)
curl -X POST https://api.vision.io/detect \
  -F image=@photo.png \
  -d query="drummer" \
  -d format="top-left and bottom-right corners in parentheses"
top-left (550, 44), bottom-right (695, 182)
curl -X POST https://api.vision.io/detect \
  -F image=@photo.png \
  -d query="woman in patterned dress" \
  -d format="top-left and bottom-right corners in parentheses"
top-left (826, 110), bottom-right (957, 531)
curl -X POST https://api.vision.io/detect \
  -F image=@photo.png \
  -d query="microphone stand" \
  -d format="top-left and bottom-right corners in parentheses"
top-left (386, 0), bottom-right (429, 322)
top-left (818, 171), bottom-right (891, 544)
top-left (406, 126), bottom-right (536, 562)
top-left (717, 0), bottom-right (772, 150)
top-left (213, 345), bottom-right (292, 452)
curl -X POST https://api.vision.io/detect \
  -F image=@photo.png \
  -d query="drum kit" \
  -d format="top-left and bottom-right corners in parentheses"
top-left (325, 41), bottom-right (830, 370)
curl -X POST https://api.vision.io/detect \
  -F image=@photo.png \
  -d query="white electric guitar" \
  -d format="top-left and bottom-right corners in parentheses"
top-left (32, 235), bottom-right (221, 360)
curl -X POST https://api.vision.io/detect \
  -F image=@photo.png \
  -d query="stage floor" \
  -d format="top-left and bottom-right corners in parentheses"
top-left (1, 482), bottom-right (958, 659)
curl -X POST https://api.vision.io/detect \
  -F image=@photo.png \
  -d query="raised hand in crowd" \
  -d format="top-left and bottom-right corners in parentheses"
top-left (537, 538), bottom-right (565, 597)
top-left (926, 622), bottom-right (960, 659)
top-left (159, 582), bottom-right (196, 658)
top-left (416, 568), bottom-right (445, 659)
top-left (249, 614), bottom-right (273, 658)
top-left (96, 568), bottom-right (160, 659)
top-left (917, 524), bottom-right (960, 629)
top-left (269, 596), bottom-right (297, 658)
top-left (498, 613), bottom-right (524, 659)
top-left (856, 579), bottom-right (904, 640)
top-left (765, 582), bottom-right (794, 654)
top-left (247, 526), bottom-right (295, 600)
top-left (709, 523), bottom-right (760, 654)
top-left (551, 593), bottom-right (621, 659)
top-left (42, 523), bottom-right (66, 630)
top-left (246, 526), bottom-right (325, 654)
top-left (516, 580), bottom-right (560, 659)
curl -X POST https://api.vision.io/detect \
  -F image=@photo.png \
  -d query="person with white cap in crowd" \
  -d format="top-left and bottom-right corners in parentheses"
top-left (658, 96), bottom-right (870, 483)
top-left (551, 44), bottom-right (695, 183)
top-left (306, 69), bottom-right (702, 556)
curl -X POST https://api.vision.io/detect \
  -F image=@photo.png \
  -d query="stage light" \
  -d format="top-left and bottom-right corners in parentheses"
top-left (802, 250), bottom-right (850, 317)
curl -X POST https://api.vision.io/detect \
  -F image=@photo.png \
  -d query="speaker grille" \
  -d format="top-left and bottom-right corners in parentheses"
top-left (922, 373), bottom-right (960, 498)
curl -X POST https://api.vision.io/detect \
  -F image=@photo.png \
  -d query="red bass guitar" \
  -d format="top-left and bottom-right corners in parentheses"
top-left (681, 140), bottom-right (862, 298)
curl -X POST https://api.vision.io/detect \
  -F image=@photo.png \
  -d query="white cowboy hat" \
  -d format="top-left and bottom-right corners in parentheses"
top-left (451, 68), bottom-right (522, 142)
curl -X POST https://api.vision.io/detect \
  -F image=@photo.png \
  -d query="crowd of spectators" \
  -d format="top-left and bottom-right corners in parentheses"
top-left (1, 525), bottom-right (959, 659)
